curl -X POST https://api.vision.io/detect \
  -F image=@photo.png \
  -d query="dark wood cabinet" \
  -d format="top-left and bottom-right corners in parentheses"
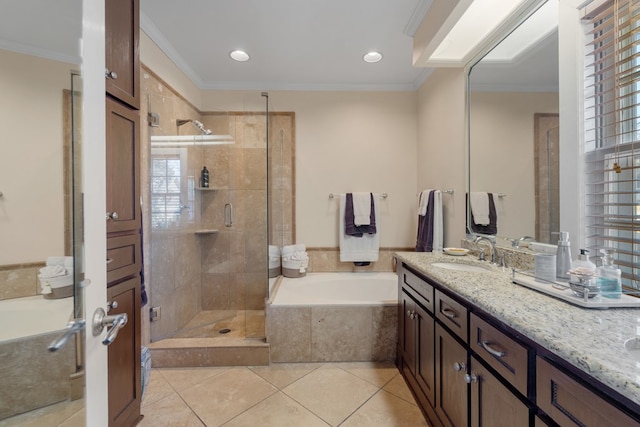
top-left (107, 277), bottom-right (142, 427)
top-left (536, 357), bottom-right (637, 427)
top-left (469, 356), bottom-right (530, 427)
top-left (435, 323), bottom-right (468, 427)
top-left (105, 0), bottom-right (142, 425)
top-left (106, 97), bottom-right (141, 235)
top-left (400, 287), bottom-right (436, 406)
top-left (105, 0), bottom-right (140, 109)
top-left (397, 261), bottom-right (640, 427)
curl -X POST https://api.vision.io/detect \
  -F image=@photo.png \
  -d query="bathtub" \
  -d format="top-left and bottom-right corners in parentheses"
top-left (270, 272), bottom-right (397, 306)
top-left (0, 295), bottom-right (76, 419)
top-left (0, 295), bottom-right (73, 341)
top-left (267, 272), bottom-right (398, 363)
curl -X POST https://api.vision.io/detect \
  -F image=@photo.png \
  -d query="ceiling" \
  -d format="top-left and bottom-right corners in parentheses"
top-left (0, 0), bottom-right (558, 93)
top-left (140, 0), bottom-right (432, 91)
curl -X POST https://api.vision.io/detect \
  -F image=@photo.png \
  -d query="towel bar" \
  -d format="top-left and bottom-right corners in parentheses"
top-left (329, 192), bottom-right (388, 199)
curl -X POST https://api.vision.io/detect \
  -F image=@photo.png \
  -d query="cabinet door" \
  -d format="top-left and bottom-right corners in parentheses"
top-left (106, 97), bottom-right (140, 234)
top-left (416, 302), bottom-right (436, 407)
top-left (469, 356), bottom-right (530, 427)
top-left (436, 323), bottom-right (468, 427)
top-left (107, 276), bottom-right (142, 427)
top-left (400, 289), bottom-right (417, 375)
top-left (105, 0), bottom-right (140, 108)
top-left (537, 357), bottom-right (638, 427)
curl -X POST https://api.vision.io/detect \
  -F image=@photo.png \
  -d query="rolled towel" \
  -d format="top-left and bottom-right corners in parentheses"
top-left (38, 265), bottom-right (67, 278)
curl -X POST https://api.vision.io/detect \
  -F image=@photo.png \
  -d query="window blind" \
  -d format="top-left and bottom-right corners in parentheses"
top-left (583, 0), bottom-right (640, 290)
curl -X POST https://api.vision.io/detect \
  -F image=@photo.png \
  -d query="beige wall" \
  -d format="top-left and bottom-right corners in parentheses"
top-left (416, 68), bottom-right (467, 248)
top-left (470, 91), bottom-right (558, 238)
top-left (140, 31), bottom-right (203, 110)
top-left (0, 49), bottom-right (72, 265)
top-left (202, 91), bottom-right (419, 248)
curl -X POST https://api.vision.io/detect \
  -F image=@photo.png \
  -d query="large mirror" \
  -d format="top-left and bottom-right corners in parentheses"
top-left (0, 1), bottom-right (85, 424)
top-left (468, 0), bottom-right (559, 245)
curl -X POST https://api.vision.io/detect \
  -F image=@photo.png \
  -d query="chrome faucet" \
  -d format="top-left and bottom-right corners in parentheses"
top-left (511, 236), bottom-right (534, 249)
top-left (473, 236), bottom-right (498, 264)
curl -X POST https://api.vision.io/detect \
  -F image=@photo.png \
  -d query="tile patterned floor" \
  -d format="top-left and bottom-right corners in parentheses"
top-left (140, 361), bottom-right (430, 427)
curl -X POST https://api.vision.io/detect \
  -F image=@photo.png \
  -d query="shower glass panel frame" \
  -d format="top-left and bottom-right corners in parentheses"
top-left (146, 88), bottom-right (269, 342)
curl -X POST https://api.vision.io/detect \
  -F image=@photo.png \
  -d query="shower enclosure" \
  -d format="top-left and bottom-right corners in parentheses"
top-left (145, 88), bottom-right (271, 343)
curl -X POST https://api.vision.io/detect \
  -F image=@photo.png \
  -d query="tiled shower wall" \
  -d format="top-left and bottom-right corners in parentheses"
top-left (141, 67), bottom-right (296, 341)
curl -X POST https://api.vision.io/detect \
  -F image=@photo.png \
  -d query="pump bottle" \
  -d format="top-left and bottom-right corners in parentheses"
top-left (555, 231), bottom-right (572, 280)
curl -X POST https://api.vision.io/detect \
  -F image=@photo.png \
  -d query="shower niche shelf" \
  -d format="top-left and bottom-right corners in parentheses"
top-left (194, 229), bottom-right (219, 235)
top-left (195, 186), bottom-right (224, 191)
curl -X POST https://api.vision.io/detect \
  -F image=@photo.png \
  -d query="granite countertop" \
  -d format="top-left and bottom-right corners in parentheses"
top-left (395, 251), bottom-right (640, 408)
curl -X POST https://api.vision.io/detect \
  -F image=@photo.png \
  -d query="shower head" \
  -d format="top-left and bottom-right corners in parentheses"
top-left (176, 119), bottom-right (212, 135)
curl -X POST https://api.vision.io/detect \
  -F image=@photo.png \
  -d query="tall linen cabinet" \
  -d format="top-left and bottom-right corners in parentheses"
top-left (105, 0), bottom-right (143, 425)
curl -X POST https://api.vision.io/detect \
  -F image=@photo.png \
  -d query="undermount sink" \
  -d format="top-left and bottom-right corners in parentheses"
top-left (431, 262), bottom-right (491, 273)
top-left (624, 338), bottom-right (640, 361)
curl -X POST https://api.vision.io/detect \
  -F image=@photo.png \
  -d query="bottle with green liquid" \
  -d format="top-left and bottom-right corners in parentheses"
top-left (597, 249), bottom-right (622, 298)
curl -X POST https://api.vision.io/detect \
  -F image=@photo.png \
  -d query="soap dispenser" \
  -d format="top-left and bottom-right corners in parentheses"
top-left (555, 231), bottom-right (572, 280)
top-left (597, 249), bottom-right (622, 299)
top-left (571, 249), bottom-right (596, 282)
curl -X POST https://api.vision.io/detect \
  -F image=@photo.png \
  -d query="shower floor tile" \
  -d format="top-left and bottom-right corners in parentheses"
top-left (171, 310), bottom-right (264, 339)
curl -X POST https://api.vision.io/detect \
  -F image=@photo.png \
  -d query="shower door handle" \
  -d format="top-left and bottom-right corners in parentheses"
top-left (224, 203), bottom-right (233, 228)
top-left (48, 318), bottom-right (86, 352)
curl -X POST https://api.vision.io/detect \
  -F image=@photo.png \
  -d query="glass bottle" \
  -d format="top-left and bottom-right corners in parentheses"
top-left (597, 249), bottom-right (622, 299)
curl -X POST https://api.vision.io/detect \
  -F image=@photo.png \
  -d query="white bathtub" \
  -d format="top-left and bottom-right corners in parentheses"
top-left (267, 272), bottom-right (398, 363)
top-left (270, 272), bottom-right (398, 306)
top-left (0, 295), bottom-right (76, 419)
top-left (0, 295), bottom-right (73, 342)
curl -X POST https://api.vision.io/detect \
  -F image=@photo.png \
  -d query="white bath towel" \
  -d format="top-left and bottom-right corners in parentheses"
top-left (352, 192), bottom-right (372, 226)
top-left (470, 192), bottom-right (490, 226)
top-left (339, 194), bottom-right (379, 262)
top-left (432, 190), bottom-right (443, 252)
top-left (418, 189), bottom-right (433, 216)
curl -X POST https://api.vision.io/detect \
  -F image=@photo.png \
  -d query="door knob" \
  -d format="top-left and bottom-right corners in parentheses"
top-left (106, 211), bottom-right (119, 220)
top-left (105, 69), bottom-right (118, 79)
top-left (453, 362), bottom-right (466, 372)
top-left (92, 307), bottom-right (127, 346)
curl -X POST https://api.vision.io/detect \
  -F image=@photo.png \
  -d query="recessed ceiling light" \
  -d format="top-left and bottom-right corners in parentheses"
top-left (230, 50), bottom-right (250, 62)
top-left (363, 51), bottom-right (383, 63)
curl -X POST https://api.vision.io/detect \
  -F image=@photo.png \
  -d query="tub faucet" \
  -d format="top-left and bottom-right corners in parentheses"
top-left (473, 236), bottom-right (497, 264)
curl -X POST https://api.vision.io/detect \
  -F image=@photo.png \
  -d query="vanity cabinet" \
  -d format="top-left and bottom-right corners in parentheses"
top-left (399, 281), bottom-right (436, 407)
top-left (469, 356), bottom-right (530, 427)
top-left (536, 357), bottom-right (637, 427)
top-left (105, 0), bottom-right (140, 109)
top-left (397, 260), bottom-right (640, 427)
top-left (435, 323), bottom-right (468, 427)
top-left (398, 263), bottom-right (533, 427)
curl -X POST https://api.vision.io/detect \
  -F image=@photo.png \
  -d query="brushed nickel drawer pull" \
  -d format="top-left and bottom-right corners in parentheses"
top-left (442, 308), bottom-right (457, 319)
top-left (480, 340), bottom-right (506, 358)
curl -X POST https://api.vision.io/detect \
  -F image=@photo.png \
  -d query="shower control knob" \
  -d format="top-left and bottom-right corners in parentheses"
top-left (105, 69), bottom-right (118, 79)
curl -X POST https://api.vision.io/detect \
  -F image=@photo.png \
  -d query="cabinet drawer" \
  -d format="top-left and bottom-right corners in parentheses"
top-left (470, 314), bottom-right (529, 396)
top-left (537, 357), bottom-right (637, 426)
top-left (435, 290), bottom-right (468, 342)
top-left (107, 233), bottom-right (141, 284)
top-left (402, 267), bottom-right (434, 313)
